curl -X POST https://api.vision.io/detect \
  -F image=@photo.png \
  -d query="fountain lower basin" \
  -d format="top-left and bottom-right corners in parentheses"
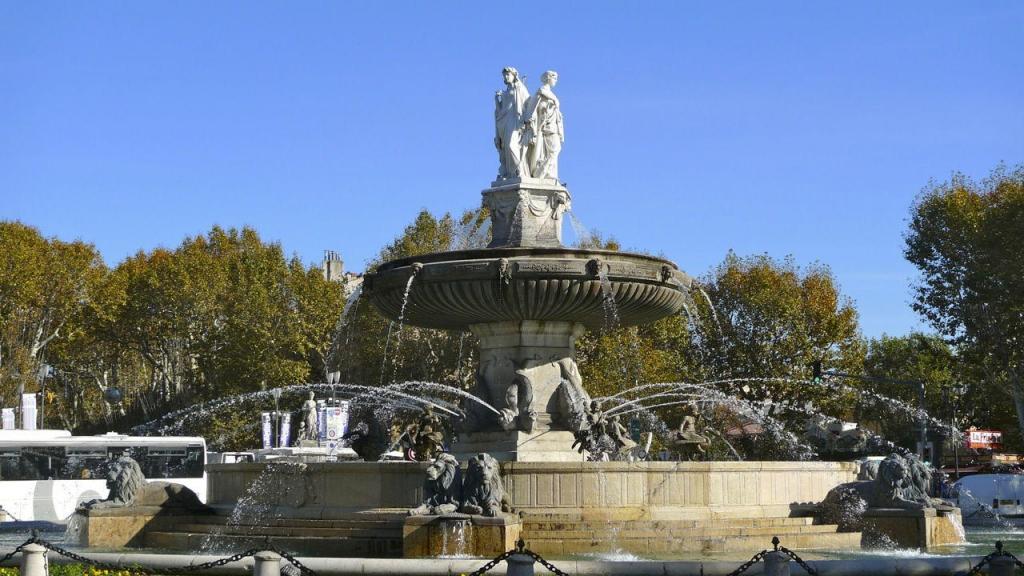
top-left (363, 247), bottom-right (692, 331)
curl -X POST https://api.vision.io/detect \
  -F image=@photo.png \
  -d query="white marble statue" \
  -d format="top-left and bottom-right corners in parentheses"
top-left (524, 70), bottom-right (563, 181)
top-left (299, 391), bottom-right (318, 441)
top-left (494, 67), bottom-right (531, 180)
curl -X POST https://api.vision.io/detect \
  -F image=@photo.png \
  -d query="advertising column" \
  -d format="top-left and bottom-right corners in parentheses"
top-left (21, 394), bottom-right (37, 430)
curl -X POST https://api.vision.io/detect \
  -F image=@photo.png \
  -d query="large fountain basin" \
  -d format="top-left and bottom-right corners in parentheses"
top-left (363, 248), bottom-right (692, 331)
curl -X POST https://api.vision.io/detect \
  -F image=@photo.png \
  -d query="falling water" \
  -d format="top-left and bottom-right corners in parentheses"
top-left (568, 212), bottom-right (592, 246)
top-left (380, 274), bottom-right (416, 385)
top-left (439, 519), bottom-right (472, 558)
top-left (341, 284), bottom-right (363, 321)
top-left (201, 461), bottom-right (308, 552)
top-left (694, 285), bottom-right (722, 334)
top-left (597, 267), bottom-right (621, 330)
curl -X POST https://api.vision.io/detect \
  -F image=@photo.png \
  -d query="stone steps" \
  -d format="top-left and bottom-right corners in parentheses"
top-left (167, 522), bottom-right (401, 539)
top-left (145, 513), bottom-right (406, 557)
top-left (519, 513), bottom-right (860, 556)
top-left (144, 531), bottom-right (403, 558)
top-left (525, 530), bottom-right (862, 556)
top-left (523, 516), bottom-right (816, 530)
top-left (524, 523), bottom-right (844, 540)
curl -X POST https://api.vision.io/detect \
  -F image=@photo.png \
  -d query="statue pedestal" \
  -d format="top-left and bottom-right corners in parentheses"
top-left (483, 179), bottom-right (570, 248)
top-left (70, 507), bottom-right (189, 548)
top-left (861, 507), bottom-right (964, 548)
top-left (402, 514), bottom-right (521, 558)
top-left (452, 429), bottom-right (584, 463)
top-left (459, 320), bottom-right (590, 461)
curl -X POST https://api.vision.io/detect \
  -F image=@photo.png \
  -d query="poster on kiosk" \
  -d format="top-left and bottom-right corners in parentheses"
top-left (1, 408), bottom-right (14, 430)
top-left (21, 394), bottom-right (37, 430)
top-left (323, 401), bottom-right (350, 446)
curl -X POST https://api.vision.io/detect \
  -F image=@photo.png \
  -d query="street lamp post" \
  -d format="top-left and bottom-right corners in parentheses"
top-left (271, 388), bottom-right (283, 448)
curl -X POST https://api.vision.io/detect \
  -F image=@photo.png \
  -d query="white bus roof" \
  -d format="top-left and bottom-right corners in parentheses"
top-left (0, 429), bottom-right (72, 439)
top-left (0, 430), bottom-right (204, 449)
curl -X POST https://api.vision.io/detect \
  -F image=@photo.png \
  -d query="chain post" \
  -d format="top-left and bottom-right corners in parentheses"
top-left (20, 542), bottom-right (48, 576)
top-left (990, 555), bottom-right (1015, 576)
top-left (506, 551), bottom-right (535, 576)
top-left (763, 550), bottom-right (790, 576)
top-left (253, 551), bottom-right (282, 576)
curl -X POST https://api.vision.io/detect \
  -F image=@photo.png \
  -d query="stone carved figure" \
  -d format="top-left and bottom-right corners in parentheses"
top-left (409, 453), bottom-right (462, 516)
top-left (667, 415), bottom-right (711, 459)
top-left (494, 67), bottom-right (532, 180)
top-left (571, 401), bottom-right (648, 462)
top-left (555, 357), bottom-right (590, 432)
top-left (460, 453), bottom-right (510, 517)
top-left (77, 456), bottom-right (211, 512)
top-left (298, 391), bottom-right (319, 442)
top-left (523, 70), bottom-right (563, 181)
top-left (400, 406), bottom-right (447, 461)
top-left (819, 453), bottom-right (947, 531)
top-left (499, 363), bottom-right (536, 433)
top-left (342, 419), bottom-right (389, 462)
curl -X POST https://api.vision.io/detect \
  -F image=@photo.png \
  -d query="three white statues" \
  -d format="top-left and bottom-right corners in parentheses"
top-left (494, 67), bottom-right (564, 182)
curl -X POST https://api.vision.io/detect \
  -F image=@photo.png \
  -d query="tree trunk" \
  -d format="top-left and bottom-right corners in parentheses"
top-left (1010, 369), bottom-right (1024, 444)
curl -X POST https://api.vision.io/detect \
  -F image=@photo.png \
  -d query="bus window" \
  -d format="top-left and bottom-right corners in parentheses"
top-left (142, 446), bottom-right (203, 479)
top-left (63, 450), bottom-right (109, 480)
top-left (0, 450), bottom-right (20, 480)
top-left (17, 447), bottom-right (64, 480)
top-left (186, 445), bottom-right (205, 477)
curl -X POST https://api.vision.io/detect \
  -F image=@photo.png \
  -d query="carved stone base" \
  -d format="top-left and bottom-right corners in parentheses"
top-left (461, 321), bottom-right (590, 452)
top-left (861, 507), bottom-right (964, 548)
top-left (402, 514), bottom-right (521, 558)
top-left (483, 179), bottom-right (571, 248)
top-left (452, 430), bottom-right (584, 462)
top-left (70, 507), bottom-right (191, 548)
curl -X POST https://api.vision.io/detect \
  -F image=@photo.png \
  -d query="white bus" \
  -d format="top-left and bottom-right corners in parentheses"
top-left (0, 430), bottom-right (206, 524)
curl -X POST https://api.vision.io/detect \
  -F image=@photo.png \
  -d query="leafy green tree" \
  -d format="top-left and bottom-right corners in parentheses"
top-left (687, 252), bottom-right (865, 412)
top-left (0, 221), bottom-right (105, 410)
top-left (861, 333), bottom-right (957, 445)
top-left (337, 209), bottom-right (487, 390)
top-left (905, 164), bottom-right (1024, 440)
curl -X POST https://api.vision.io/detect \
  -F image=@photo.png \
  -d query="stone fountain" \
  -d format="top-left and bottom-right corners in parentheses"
top-left (363, 66), bottom-right (691, 462)
top-left (138, 68), bottom-right (947, 559)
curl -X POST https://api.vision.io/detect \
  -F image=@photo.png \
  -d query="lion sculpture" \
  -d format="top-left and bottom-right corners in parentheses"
top-left (460, 453), bottom-right (511, 517)
top-left (409, 453), bottom-right (462, 516)
top-left (818, 453), bottom-right (942, 531)
top-left (77, 456), bottom-right (211, 512)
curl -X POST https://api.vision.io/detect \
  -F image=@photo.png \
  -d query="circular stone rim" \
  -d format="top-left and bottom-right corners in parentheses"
top-left (364, 247), bottom-right (692, 331)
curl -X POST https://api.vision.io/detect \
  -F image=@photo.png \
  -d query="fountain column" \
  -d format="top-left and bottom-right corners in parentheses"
top-left (451, 319), bottom-right (587, 462)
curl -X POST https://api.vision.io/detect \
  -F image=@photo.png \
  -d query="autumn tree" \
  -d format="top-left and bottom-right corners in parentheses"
top-left (337, 209), bottom-right (488, 389)
top-left (905, 164), bottom-right (1024, 440)
top-left (0, 222), bottom-right (105, 411)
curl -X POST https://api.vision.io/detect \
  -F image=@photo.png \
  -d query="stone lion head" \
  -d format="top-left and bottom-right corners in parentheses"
top-left (426, 453), bottom-right (460, 489)
top-left (105, 456), bottom-right (145, 506)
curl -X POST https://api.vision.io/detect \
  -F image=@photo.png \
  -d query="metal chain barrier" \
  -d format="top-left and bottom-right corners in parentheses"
top-left (463, 536), bottom-right (825, 576)
top-left (273, 546), bottom-right (319, 576)
top-left (0, 532), bottom-right (319, 576)
top-left (0, 539), bottom-right (36, 567)
top-left (464, 550), bottom-right (515, 576)
top-left (724, 550), bottom-right (768, 576)
top-left (774, 536), bottom-right (819, 576)
top-left (964, 540), bottom-right (1021, 576)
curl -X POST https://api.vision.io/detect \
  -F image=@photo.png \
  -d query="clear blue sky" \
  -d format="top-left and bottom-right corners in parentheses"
top-left (2, 2), bottom-right (1022, 338)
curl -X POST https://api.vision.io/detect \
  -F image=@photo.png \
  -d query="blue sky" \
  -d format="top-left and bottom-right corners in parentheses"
top-left (2, 2), bottom-right (1022, 338)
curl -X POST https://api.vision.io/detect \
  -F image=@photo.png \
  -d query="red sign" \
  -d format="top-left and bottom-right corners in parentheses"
top-left (966, 429), bottom-right (1003, 450)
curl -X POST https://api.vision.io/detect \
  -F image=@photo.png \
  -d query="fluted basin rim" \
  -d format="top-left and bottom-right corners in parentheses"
top-left (373, 247), bottom-right (687, 274)
top-left (364, 248), bottom-right (692, 331)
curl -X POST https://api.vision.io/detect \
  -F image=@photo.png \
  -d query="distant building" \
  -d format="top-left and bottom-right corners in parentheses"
top-left (322, 250), bottom-right (363, 296)
top-left (323, 250), bottom-right (345, 282)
